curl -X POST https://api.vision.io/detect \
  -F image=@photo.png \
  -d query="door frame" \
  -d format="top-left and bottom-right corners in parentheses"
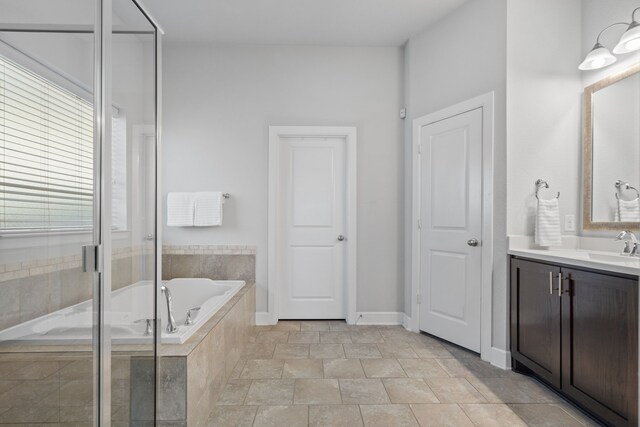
top-left (268, 126), bottom-right (358, 325)
top-left (410, 93), bottom-right (494, 362)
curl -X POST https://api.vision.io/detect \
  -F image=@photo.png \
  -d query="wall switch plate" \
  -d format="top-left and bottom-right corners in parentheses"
top-left (399, 108), bottom-right (407, 119)
top-left (564, 214), bottom-right (576, 232)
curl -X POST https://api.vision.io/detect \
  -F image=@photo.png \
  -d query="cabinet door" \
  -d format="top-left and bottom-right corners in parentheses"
top-left (561, 268), bottom-right (638, 427)
top-left (510, 258), bottom-right (562, 387)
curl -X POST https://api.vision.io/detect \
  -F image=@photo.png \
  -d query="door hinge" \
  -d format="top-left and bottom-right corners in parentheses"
top-left (82, 244), bottom-right (100, 273)
top-left (417, 219), bottom-right (422, 230)
top-left (418, 142), bottom-right (422, 154)
top-left (417, 294), bottom-right (422, 305)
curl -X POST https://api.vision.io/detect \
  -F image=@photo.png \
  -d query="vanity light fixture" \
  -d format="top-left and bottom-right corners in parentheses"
top-left (580, 7), bottom-right (640, 71)
top-left (613, 7), bottom-right (640, 54)
top-left (579, 23), bottom-right (627, 70)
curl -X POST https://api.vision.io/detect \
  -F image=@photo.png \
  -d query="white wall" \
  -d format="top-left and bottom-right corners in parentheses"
top-left (162, 44), bottom-right (405, 314)
top-left (506, 0), bottom-right (583, 238)
top-left (403, 0), bottom-right (508, 349)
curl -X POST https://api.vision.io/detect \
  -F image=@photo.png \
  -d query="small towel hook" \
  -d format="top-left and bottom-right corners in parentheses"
top-left (535, 179), bottom-right (560, 200)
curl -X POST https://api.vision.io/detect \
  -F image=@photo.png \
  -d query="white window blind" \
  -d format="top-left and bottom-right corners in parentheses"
top-left (0, 54), bottom-right (127, 233)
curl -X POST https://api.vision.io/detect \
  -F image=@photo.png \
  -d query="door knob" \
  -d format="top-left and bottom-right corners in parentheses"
top-left (337, 235), bottom-right (345, 241)
top-left (467, 239), bottom-right (479, 247)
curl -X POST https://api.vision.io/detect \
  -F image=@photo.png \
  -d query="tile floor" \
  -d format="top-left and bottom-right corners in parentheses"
top-left (208, 321), bottom-right (602, 427)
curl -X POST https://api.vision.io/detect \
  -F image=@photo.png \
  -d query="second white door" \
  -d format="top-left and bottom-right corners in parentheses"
top-left (418, 108), bottom-right (483, 352)
top-left (277, 136), bottom-right (347, 319)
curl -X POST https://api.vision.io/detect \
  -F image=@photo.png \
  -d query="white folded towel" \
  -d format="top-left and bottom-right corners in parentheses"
top-left (618, 198), bottom-right (640, 222)
top-left (194, 192), bottom-right (223, 227)
top-left (535, 198), bottom-right (562, 247)
top-left (167, 192), bottom-right (195, 227)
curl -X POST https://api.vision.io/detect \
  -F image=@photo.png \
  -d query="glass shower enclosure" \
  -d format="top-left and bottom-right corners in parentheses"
top-left (0, 0), bottom-right (161, 424)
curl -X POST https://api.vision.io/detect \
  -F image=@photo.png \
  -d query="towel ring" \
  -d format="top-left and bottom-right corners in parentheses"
top-left (615, 180), bottom-right (640, 200)
top-left (535, 179), bottom-right (560, 200)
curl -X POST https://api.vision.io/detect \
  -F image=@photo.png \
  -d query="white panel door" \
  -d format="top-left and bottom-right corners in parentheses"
top-left (278, 136), bottom-right (347, 319)
top-left (419, 108), bottom-right (483, 352)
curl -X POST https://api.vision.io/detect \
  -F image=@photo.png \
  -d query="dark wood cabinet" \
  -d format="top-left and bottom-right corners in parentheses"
top-left (510, 257), bottom-right (638, 427)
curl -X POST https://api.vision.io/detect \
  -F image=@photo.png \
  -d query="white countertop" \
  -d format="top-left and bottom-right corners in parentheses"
top-left (508, 236), bottom-right (640, 277)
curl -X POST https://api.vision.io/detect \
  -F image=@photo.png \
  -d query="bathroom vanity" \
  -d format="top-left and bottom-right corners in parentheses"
top-left (509, 249), bottom-right (639, 427)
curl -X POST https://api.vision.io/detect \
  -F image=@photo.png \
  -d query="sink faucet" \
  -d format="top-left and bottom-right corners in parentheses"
top-left (161, 285), bottom-right (178, 333)
top-left (615, 231), bottom-right (639, 256)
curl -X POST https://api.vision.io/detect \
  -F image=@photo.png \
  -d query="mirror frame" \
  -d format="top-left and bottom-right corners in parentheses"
top-left (582, 63), bottom-right (640, 231)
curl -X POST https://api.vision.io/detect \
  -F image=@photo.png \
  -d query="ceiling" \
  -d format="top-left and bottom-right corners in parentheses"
top-left (143, 0), bottom-right (470, 46)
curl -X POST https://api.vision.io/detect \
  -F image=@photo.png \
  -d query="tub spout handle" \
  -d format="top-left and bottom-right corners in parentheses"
top-left (185, 307), bottom-right (201, 325)
top-left (134, 318), bottom-right (154, 336)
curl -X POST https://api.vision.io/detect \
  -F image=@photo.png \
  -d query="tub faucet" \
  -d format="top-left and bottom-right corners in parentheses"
top-left (615, 231), bottom-right (639, 256)
top-left (161, 285), bottom-right (178, 333)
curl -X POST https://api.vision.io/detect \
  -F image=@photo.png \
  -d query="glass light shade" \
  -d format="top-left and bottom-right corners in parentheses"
top-left (579, 44), bottom-right (617, 70)
top-left (613, 22), bottom-right (640, 54)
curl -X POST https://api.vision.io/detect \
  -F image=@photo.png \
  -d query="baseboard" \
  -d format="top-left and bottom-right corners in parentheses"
top-left (402, 314), bottom-right (412, 331)
top-left (255, 312), bottom-right (275, 326)
top-left (490, 346), bottom-right (512, 370)
top-left (355, 312), bottom-right (403, 325)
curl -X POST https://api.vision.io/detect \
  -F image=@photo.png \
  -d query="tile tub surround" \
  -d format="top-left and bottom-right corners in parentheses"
top-left (162, 245), bottom-right (256, 282)
top-left (209, 321), bottom-right (601, 427)
top-left (0, 247), bottom-right (150, 331)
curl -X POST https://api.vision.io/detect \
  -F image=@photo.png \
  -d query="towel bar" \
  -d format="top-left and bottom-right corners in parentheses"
top-left (535, 179), bottom-right (560, 200)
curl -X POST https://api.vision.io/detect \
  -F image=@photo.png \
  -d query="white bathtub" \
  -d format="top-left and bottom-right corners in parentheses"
top-left (0, 278), bottom-right (245, 345)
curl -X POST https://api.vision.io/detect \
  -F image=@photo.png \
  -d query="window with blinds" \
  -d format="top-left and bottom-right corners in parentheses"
top-left (0, 54), bottom-right (127, 233)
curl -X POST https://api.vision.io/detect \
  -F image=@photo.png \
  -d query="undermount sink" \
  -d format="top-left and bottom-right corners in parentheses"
top-left (587, 252), bottom-right (640, 264)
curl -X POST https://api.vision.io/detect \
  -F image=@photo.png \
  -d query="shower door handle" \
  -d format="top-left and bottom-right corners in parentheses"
top-left (82, 245), bottom-right (100, 273)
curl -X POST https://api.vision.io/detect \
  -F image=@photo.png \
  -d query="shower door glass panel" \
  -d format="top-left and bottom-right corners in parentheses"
top-left (111, 0), bottom-right (158, 424)
top-left (0, 1), bottom-right (100, 425)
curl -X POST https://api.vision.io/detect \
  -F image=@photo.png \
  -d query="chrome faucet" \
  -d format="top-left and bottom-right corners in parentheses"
top-left (161, 285), bottom-right (178, 333)
top-left (615, 230), bottom-right (639, 256)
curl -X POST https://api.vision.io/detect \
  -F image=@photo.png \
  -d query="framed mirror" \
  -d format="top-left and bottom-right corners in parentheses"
top-left (583, 64), bottom-right (640, 230)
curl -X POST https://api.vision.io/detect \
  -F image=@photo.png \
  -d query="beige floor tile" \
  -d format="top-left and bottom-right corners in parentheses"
top-left (398, 359), bottom-right (449, 378)
top-left (321, 331), bottom-right (353, 343)
top-left (412, 346), bottom-right (454, 359)
top-left (309, 404), bottom-right (364, 427)
top-left (410, 403), bottom-right (474, 426)
top-left (460, 403), bottom-right (527, 426)
top-left (240, 359), bottom-right (284, 379)
top-left (360, 404), bottom-right (419, 427)
top-left (382, 378), bottom-right (439, 404)
top-left (301, 321), bottom-right (332, 331)
top-left (554, 402), bottom-right (603, 427)
top-left (255, 325), bottom-right (274, 332)
top-left (283, 359), bottom-right (323, 378)
top-left (255, 331), bottom-right (290, 344)
top-left (243, 343), bottom-right (276, 359)
top-left (294, 378), bottom-right (341, 404)
top-left (0, 406), bottom-right (59, 423)
top-left (244, 379), bottom-right (295, 405)
top-left (288, 331), bottom-right (320, 344)
top-left (272, 321), bottom-right (301, 332)
top-left (426, 378), bottom-right (487, 403)
top-left (436, 358), bottom-right (510, 379)
top-left (310, 344), bottom-right (345, 359)
top-left (273, 344), bottom-right (310, 359)
top-left (217, 379), bottom-right (252, 405)
top-left (329, 321), bottom-right (358, 331)
top-left (253, 405), bottom-right (308, 427)
top-left (467, 377), bottom-right (559, 404)
top-left (323, 359), bottom-right (366, 379)
top-left (350, 330), bottom-right (384, 343)
top-left (207, 405), bottom-right (257, 427)
top-left (229, 358), bottom-right (247, 379)
top-left (508, 403), bottom-right (585, 426)
top-left (5, 362), bottom-right (60, 381)
top-left (442, 343), bottom-right (479, 359)
top-left (344, 344), bottom-right (382, 359)
top-left (377, 344), bottom-right (419, 359)
top-left (339, 379), bottom-right (390, 404)
top-left (362, 359), bottom-right (406, 378)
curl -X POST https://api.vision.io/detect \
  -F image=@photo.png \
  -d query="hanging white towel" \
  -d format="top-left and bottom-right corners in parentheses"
top-left (618, 198), bottom-right (640, 222)
top-left (535, 198), bottom-right (562, 247)
top-left (167, 192), bottom-right (195, 227)
top-left (194, 192), bottom-right (223, 227)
